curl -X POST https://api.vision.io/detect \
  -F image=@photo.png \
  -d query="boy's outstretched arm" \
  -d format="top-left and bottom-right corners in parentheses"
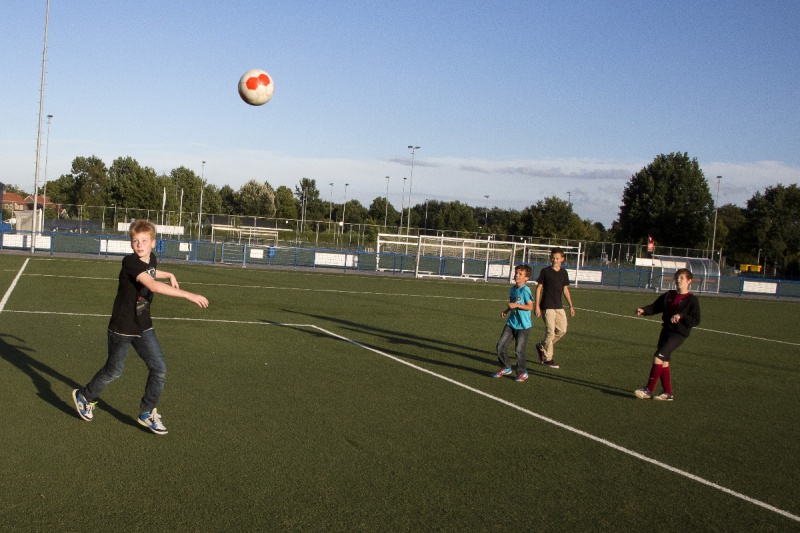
top-left (137, 272), bottom-right (209, 308)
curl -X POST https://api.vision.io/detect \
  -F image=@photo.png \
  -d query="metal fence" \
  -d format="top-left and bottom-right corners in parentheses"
top-left (2, 229), bottom-right (797, 299)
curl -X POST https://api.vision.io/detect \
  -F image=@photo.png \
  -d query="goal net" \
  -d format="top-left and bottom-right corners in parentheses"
top-left (376, 234), bottom-right (518, 281)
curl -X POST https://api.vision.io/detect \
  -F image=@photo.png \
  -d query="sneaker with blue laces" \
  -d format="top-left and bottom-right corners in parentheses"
top-left (138, 408), bottom-right (168, 435)
top-left (72, 389), bottom-right (97, 421)
top-left (491, 367), bottom-right (513, 378)
top-left (515, 373), bottom-right (529, 382)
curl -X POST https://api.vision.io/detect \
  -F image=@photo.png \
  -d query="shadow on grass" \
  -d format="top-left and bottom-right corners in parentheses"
top-left (264, 311), bottom-right (496, 379)
top-left (0, 333), bottom-right (138, 428)
top-left (267, 313), bottom-right (636, 397)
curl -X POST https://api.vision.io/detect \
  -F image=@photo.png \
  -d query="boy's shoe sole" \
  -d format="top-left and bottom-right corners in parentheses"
top-left (71, 389), bottom-right (95, 421)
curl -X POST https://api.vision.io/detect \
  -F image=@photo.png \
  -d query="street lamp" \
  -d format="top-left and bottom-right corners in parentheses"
top-left (42, 114), bottom-right (53, 224)
top-left (198, 161), bottom-right (205, 238)
top-left (710, 175), bottom-right (721, 261)
top-left (384, 176), bottom-right (390, 228)
top-left (484, 195), bottom-right (489, 227)
top-left (406, 146), bottom-right (420, 235)
top-left (342, 183), bottom-right (349, 235)
top-left (328, 182), bottom-right (334, 230)
top-left (567, 191), bottom-right (571, 207)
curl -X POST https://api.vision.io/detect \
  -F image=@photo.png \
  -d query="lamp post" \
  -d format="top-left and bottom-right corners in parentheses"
top-left (567, 191), bottom-right (571, 207)
top-left (406, 146), bottom-right (420, 235)
top-left (198, 161), bottom-right (205, 239)
top-left (484, 195), bottom-right (489, 227)
top-left (42, 114), bottom-right (53, 224)
top-left (342, 183), bottom-right (349, 236)
top-left (384, 175), bottom-right (390, 228)
top-left (328, 182), bottom-right (334, 231)
top-left (710, 175), bottom-right (721, 261)
top-left (31, 0), bottom-right (51, 253)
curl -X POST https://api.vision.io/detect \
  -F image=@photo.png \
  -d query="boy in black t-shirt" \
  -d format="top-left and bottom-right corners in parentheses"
top-left (534, 248), bottom-right (575, 368)
top-left (72, 220), bottom-right (209, 434)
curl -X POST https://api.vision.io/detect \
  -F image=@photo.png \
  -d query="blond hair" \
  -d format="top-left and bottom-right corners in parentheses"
top-left (129, 219), bottom-right (157, 240)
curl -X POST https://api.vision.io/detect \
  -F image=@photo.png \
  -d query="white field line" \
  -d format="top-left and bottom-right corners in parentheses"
top-left (0, 258), bottom-right (29, 313)
top-left (2, 307), bottom-right (798, 523)
top-left (17, 272), bottom-right (800, 347)
top-left (583, 308), bottom-right (800, 347)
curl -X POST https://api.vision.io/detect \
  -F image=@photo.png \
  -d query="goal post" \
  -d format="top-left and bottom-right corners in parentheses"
top-left (521, 242), bottom-right (584, 286)
top-left (376, 233), bottom-right (519, 281)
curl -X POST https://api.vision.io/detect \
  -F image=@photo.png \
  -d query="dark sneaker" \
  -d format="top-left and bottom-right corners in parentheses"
top-left (542, 360), bottom-right (560, 369)
top-left (138, 408), bottom-right (168, 435)
top-left (634, 388), bottom-right (653, 399)
top-left (72, 389), bottom-right (96, 421)
top-left (535, 343), bottom-right (546, 364)
top-left (515, 373), bottom-right (529, 382)
top-left (654, 393), bottom-right (674, 401)
top-left (491, 367), bottom-right (513, 378)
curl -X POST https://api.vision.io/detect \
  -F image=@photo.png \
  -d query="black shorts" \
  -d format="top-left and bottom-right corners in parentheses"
top-left (653, 329), bottom-right (687, 362)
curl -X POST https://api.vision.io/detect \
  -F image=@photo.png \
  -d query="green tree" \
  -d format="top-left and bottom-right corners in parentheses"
top-left (235, 180), bottom-right (275, 217)
top-left (368, 196), bottom-right (399, 227)
top-left (616, 152), bottom-right (713, 248)
top-left (519, 197), bottom-right (578, 238)
top-left (108, 157), bottom-right (159, 210)
top-left (433, 201), bottom-right (478, 233)
top-left (275, 185), bottom-right (299, 219)
top-left (744, 184), bottom-right (800, 275)
top-left (295, 178), bottom-right (325, 221)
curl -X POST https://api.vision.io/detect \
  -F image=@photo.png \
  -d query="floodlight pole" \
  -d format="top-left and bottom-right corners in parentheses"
top-left (198, 161), bottom-right (205, 240)
top-left (328, 182), bottom-right (334, 231)
top-left (42, 114), bottom-right (53, 224)
top-left (406, 146), bottom-right (420, 236)
top-left (342, 183), bottom-right (349, 236)
top-left (484, 195), bottom-right (489, 227)
top-left (710, 175), bottom-right (721, 261)
top-left (31, 0), bottom-right (51, 253)
top-left (384, 176), bottom-right (390, 228)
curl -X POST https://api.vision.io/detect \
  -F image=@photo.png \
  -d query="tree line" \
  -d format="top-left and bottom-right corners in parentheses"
top-left (5, 152), bottom-right (799, 276)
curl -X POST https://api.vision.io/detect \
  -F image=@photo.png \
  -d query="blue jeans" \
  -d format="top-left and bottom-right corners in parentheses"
top-left (496, 325), bottom-right (530, 374)
top-left (82, 329), bottom-right (167, 413)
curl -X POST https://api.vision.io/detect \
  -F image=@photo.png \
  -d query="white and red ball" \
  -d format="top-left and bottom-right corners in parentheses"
top-left (238, 69), bottom-right (274, 106)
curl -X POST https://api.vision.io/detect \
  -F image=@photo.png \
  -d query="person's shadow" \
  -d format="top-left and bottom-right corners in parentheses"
top-left (0, 333), bottom-right (137, 427)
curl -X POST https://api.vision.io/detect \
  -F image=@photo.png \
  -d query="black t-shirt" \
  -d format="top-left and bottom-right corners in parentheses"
top-left (108, 253), bottom-right (157, 336)
top-left (536, 266), bottom-right (570, 310)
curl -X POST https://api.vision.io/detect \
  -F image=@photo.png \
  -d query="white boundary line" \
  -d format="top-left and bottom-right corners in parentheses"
top-left (16, 271), bottom-right (800, 347)
top-left (583, 308), bottom-right (800, 347)
top-left (0, 258), bottom-right (29, 313)
top-left (1, 308), bottom-right (798, 523)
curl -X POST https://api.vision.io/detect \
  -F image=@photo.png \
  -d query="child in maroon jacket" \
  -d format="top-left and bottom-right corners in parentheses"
top-left (634, 268), bottom-right (701, 401)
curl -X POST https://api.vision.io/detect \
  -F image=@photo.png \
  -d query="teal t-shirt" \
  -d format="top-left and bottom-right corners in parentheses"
top-left (506, 284), bottom-right (533, 330)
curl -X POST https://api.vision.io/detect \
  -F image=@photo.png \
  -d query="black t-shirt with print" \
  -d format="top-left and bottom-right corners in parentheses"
top-left (108, 253), bottom-right (157, 336)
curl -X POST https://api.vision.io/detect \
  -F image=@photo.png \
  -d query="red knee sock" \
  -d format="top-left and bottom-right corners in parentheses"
top-left (660, 366), bottom-right (672, 394)
top-left (645, 364), bottom-right (664, 392)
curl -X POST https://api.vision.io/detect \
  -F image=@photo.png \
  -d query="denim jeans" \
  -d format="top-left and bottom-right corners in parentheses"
top-left (496, 325), bottom-right (530, 374)
top-left (82, 329), bottom-right (167, 413)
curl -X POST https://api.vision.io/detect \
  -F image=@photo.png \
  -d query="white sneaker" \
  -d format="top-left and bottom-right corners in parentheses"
top-left (72, 389), bottom-right (96, 421)
top-left (138, 408), bottom-right (168, 435)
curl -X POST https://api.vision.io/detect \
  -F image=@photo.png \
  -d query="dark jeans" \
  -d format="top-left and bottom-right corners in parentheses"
top-left (82, 329), bottom-right (167, 413)
top-left (496, 325), bottom-right (530, 374)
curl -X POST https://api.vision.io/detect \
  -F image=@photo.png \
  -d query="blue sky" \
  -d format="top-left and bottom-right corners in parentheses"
top-left (2, 0), bottom-right (798, 226)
